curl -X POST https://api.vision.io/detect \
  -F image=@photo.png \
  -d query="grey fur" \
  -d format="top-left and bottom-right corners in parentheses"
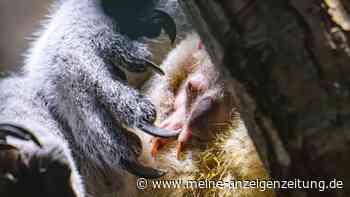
top-left (0, 0), bottom-right (176, 196)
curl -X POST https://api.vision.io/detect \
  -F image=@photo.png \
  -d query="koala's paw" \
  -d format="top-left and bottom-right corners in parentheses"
top-left (128, 93), bottom-right (178, 139)
top-left (0, 124), bottom-right (82, 197)
top-left (136, 95), bottom-right (157, 124)
top-left (119, 129), bottom-right (168, 179)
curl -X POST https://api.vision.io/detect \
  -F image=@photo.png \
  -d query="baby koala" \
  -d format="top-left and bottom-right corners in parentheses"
top-left (136, 33), bottom-right (273, 197)
top-left (143, 33), bottom-right (236, 159)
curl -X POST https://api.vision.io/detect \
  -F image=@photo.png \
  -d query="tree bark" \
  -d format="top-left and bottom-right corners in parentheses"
top-left (179, 0), bottom-right (350, 197)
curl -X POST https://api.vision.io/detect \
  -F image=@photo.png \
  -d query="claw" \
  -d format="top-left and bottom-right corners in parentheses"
top-left (0, 143), bottom-right (18, 151)
top-left (120, 157), bottom-right (166, 179)
top-left (0, 123), bottom-right (42, 147)
top-left (137, 122), bottom-right (178, 138)
top-left (176, 141), bottom-right (185, 160)
top-left (176, 126), bottom-right (193, 160)
top-left (0, 173), bottom-right (17, 183)
top-left (143, 58), bottom-right (165, 75)
top-left (151, 138), bottom-right (168, 158)
top-left (153, 9), bottom-right (177, 44)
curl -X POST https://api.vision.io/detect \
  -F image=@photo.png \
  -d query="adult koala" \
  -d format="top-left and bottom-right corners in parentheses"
top-left (0, 0), bottom-right (177, 196)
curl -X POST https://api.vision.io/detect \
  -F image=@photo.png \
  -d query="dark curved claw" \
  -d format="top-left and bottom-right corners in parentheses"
top-left (0, 173), bottom-right (17, 183)
top-left (0, 143), bottom-right (18, 150)
top-left (137, 122), bottom-right (178, 138)
top-left (0, 123), bottom-right (42, 148)
top-left (120, 157), bottom-right (166, 179)
top-left (153, 9), bottom-right (177, 44)
top-left (143, 58), bottom-right (165, 75)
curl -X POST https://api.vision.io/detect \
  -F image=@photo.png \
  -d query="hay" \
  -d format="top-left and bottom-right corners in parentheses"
top-left (138, 114), bottom-right (275, 197)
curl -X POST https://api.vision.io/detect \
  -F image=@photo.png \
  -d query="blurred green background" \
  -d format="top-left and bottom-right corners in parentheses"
top-left (0, 0), bottom-right (52, 72)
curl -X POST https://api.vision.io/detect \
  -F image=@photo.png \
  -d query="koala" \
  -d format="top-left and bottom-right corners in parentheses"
top-left (133, 2), bottom-right (274, 196)
top-left (0, 0), bottom-right (178, 196)
top-left (135, 29), bottom-right (274, 197)
top-left (139, 32), bottom-right (237, 161)
top-left (149, 34), bottom-right (228, 159)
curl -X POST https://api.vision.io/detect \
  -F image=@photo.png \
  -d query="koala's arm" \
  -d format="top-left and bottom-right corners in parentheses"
top-left (58, 43), bottom-right (178, 138)
top-left (82, 61), bottom-right (155, 128)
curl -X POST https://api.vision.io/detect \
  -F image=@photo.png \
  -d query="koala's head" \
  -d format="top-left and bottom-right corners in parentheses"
top-left (101, 0), bottom-right (176, 42)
